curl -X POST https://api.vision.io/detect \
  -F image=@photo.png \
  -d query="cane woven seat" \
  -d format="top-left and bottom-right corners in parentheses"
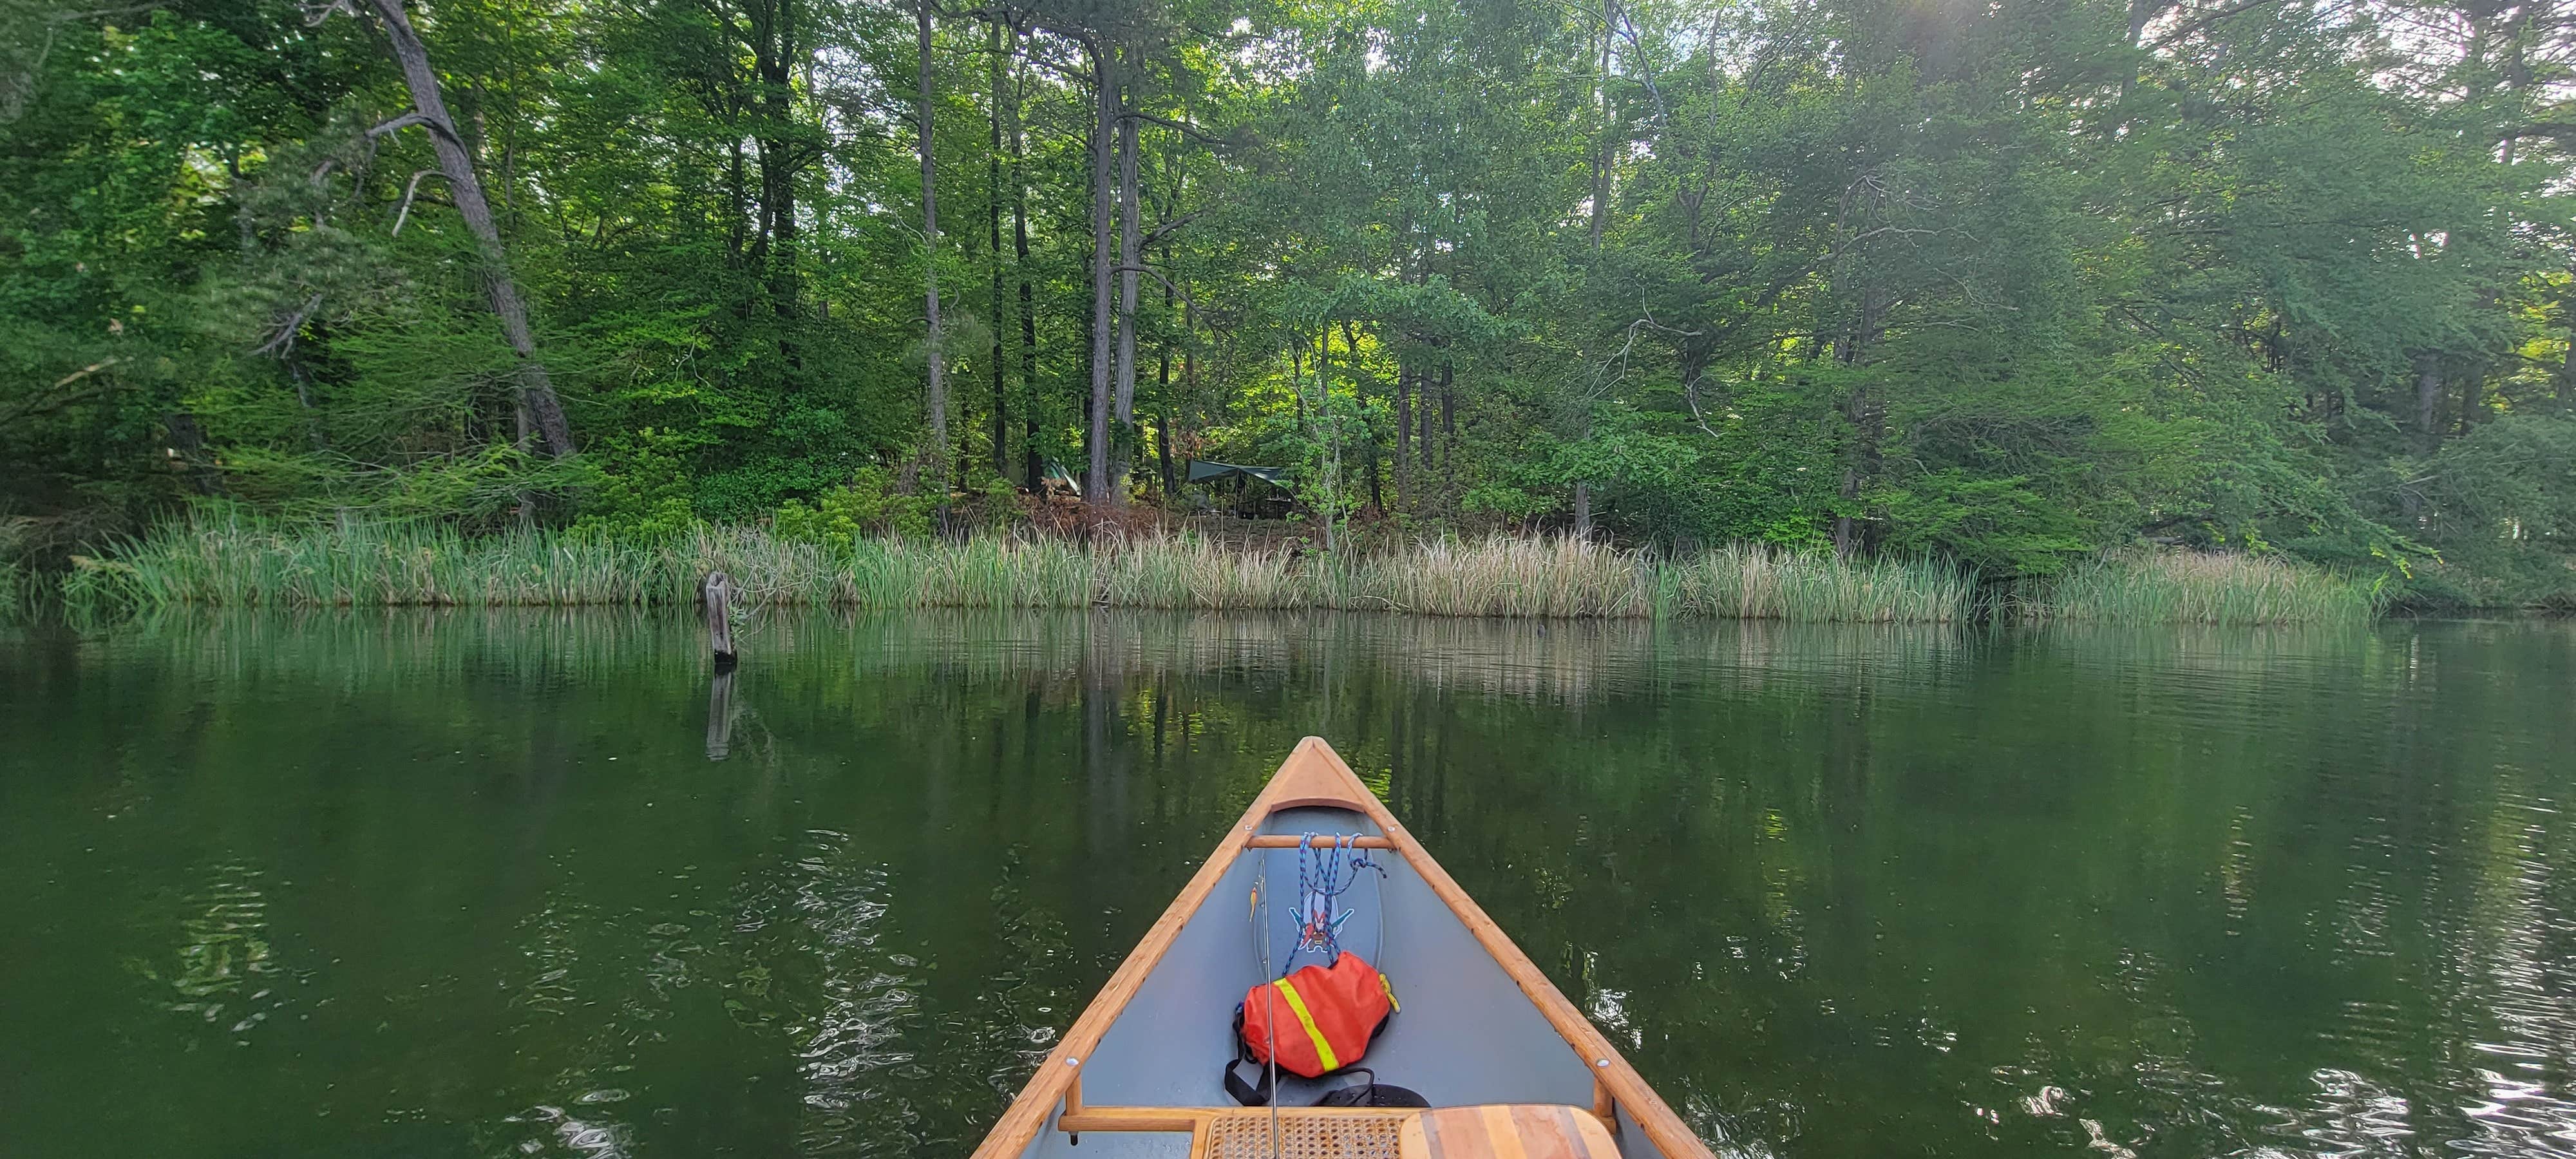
top-left (1184, 1104), bottom-right (1615, 1159)
top-left (1198, 1110), bottom-right (1406, 1158)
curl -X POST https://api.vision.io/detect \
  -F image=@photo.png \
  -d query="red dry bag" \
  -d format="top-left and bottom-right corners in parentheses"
top-left (1224, 951), bottom-right (1397, 1106)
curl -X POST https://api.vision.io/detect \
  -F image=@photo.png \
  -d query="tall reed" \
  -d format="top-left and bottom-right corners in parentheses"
top-left (1658, 543), bottom-right (1978, 623)
top-left (2018, 551), bottom-right (2378, 627)
top-left (68, 517), bottom-right (1991, 622)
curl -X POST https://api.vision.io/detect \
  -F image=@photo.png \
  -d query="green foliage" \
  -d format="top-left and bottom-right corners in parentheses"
top-left (1877, 471), bottom-right (2090, 578)
top-left (4, 0), bottom-right (2572, 610)
top-left (772, 466), bottom-right (933, 547)
top-left (2397, 414), bottom-right (2576, 608)
top-left (572, 428), bottom-right (701, 542)
top-left (950, 475), bottom-right (1027, 536)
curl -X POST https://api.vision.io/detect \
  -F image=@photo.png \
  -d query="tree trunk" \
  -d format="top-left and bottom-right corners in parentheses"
top-left (1575, 10), bottom-right (1612, 529)
top-left (2415, 353), bottom-right (2443, 453)
top-left (725, 138), bottom-right (748, 263)
top-left (513, 397), bottom-right (533, 524)
top-left (1439, 360), bottom-right (1454, 462)
top-left (750, 0), bottom-right (800, 364)
top-left (1158, 234), bottom-right (1177, 500)
top-left (1340, 317), bottom-right (1365, 523)
top-left (1085, 41), bottom-right (1116, 505)
top-left (1319, 327), bottom-right (1337, 554)
top-left (1010, 41), bottom-right (1041, 491)
top-left (917, 2), bottom-right (947, 504)
top-left (1111, 66), bottom-right (1142, 508)
top-left (987, 17), bottom-right (1009, 480)
top-left (1586, 0), bottom-right (1616, 249)
top-left (289, 358), bottom-right (328, 451)
top-left (1288, 343), bottom-right (1305, 424)
top-left (1394, 363), bottom-right (1412, 511)
top-left (1419, 368), bottom-right (1435, 468)
top-left (364, 0), bottom-right (575, 457)
top-left (1680, 339), bottom-right (1712, 424)
top-left (165, 411), bottom-right (227, 495)
top-left (1832, 463), bottom-right (1862, 558)
top-left (1157, 409), bottom-right (1177, 498)
top-left (1832, 377), bottom-right (1884, 559)
top-left (2561, 292), bottom-right (2576, 408)
top-left (1367, 435), bottom-right (1383, 513)
top-left (1832, 287), bottom-right (1882, 559)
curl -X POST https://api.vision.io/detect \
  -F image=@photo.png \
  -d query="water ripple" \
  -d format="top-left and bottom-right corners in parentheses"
top-left (149, 859), bottom-right (285, 1042)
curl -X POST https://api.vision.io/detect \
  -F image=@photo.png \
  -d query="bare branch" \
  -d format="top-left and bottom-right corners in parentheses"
top-left (253, 295), bottom-right (325, 357)
top-left (1, 359), bottom-right (124, 430)
top-left (1136, 209), bottom-right (1202, 249)
top-left (1118, 111), bottom-right (1235, 151)
top-left (55, 5), bottom-right (161, 19)
top-left (299, 0), bottom-right (359, 26)
top-left (1582, 314), bottom-right (1701, 403)
top-left (366, 111), bottom-right (433, 140)
top-left (1681, 377), bottom-right (1727, 440)
top-left (50, 357), bottom-right (121, 390)
top-left (388, 168), bottom-right (448, 234)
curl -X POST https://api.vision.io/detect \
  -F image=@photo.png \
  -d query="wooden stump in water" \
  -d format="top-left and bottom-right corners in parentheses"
top-left (705, 668), bottom-right (737, 761)
top-left (701, 571), bottom-right (737, 668)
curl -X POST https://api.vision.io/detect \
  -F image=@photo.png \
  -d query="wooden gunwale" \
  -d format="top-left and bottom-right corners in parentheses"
top-left (1246, 833), bottom-right (1394, 847)
top-left (966, 735), bottom-right (1716, 1159)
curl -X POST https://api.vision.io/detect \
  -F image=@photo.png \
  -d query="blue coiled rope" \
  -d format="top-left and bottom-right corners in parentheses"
top-left (1288, 833), bottom-right (1383, 970)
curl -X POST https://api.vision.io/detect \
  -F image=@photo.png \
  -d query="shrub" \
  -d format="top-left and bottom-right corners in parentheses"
top-left (773, 466), bottom-right (932, 547)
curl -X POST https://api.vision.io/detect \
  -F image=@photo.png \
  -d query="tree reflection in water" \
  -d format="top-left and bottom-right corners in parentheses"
top-left (0, 610), bottom-right (2568, 1158)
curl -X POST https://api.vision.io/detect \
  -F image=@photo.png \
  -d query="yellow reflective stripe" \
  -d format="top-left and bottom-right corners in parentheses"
top-left (1271, 979), bottom-right (1338, 1071)
top-left (1379, 973), bottom-right (1400, 1012)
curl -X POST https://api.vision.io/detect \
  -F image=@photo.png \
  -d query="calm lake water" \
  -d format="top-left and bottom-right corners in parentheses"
top-left (2, 612), bottom-right (2571, 1158)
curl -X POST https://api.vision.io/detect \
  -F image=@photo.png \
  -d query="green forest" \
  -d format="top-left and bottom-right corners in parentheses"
top-left (5, 0), bottom-right (2573, 608)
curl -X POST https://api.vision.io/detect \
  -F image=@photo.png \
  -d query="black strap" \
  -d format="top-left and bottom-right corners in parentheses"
top-left (1223, 1058), bottom-right (1276, 1107)
top-left (1224, 1003), bottom-right (1271, 1106)
top-left (1317, 1069), bottom-right (1429, 1108)
top-left (1311, 1068), bottom-right (1375, 1106)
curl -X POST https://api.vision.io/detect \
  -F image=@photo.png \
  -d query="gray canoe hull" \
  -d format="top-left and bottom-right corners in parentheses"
top-left (976, 739), bottom-right (1706, 1159)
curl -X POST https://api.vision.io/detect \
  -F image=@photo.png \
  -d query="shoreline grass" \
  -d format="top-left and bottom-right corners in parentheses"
top-left (57, 518), bottom-right (2382, 625)
top-left (2016, 550), bottom-right (2380, 627)
top-left (62, 517), bottom-right (1980, 622)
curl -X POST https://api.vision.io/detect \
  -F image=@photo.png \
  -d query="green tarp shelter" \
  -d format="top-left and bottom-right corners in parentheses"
top-left (1186, 460), bottom-right (1293, 517)
top-left (1185, 460), bottom-right (1289, 487)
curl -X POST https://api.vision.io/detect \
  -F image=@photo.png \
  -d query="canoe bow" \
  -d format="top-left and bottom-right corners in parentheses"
top-left (968, 736), bottom-right (1716, 1159)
